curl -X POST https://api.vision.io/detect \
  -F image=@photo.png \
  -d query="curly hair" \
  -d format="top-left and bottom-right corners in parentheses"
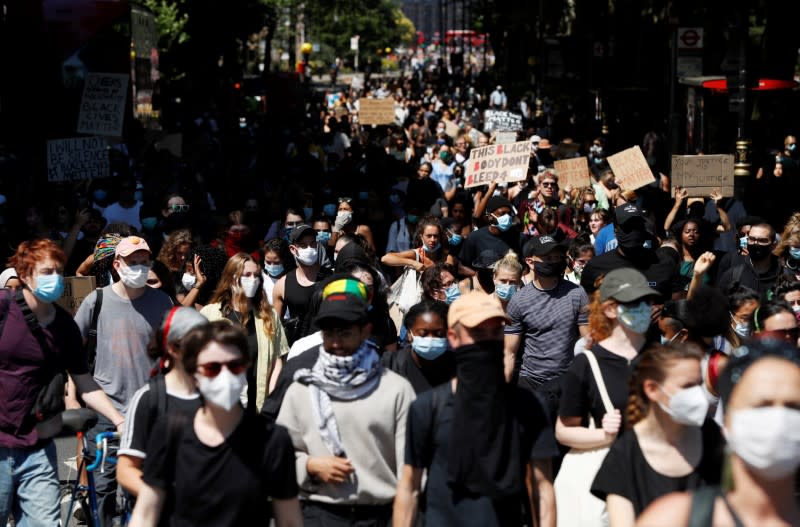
top-left (209, 252), bottom-right (275, 337)
top-left (626, 343), bottom-right (703, 427)
top-left (157, 229), bottom-right (193, 272)
top-left (8, 239), bottom-right (66, 280)
top-left (412, 215), bottom-right (443, 249)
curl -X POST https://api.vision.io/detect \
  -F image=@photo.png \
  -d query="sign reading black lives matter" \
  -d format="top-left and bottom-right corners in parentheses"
top-left (77, 73), bottom-right (129, 137)
top-left (464, 141), bottom-right (530, 188)
top-left (47, 137), bottom-right (109, 182)
top-left (483, 110), bottom-right (523, 133)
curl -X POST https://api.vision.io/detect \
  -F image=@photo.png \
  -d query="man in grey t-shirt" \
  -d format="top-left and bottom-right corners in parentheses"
top-left (504, 235), bottom-right (588, 420)
top-left (73, 236), bottom-right (172, 527)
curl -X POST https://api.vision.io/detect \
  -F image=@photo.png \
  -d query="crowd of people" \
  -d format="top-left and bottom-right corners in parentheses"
top-left (1, 69), bottom-right (800, 527)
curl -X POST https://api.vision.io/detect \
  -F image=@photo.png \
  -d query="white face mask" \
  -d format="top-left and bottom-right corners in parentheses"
top-left (181, 273), bottom-right (196, 290)
top-left (195, 368), bottom-right (246, 411)
top-left (727, 406), bottom-right (800, 480)
top-left (118, 262), bottom-right (150, 289)
top-left (295, 246), bottom-right (318, 266)
top-left (658, 385), bottom-right (709, 427)
top-left (240, 276), bottom-right (261, 298)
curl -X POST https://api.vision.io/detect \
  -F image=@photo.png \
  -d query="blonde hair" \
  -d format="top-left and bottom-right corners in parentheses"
top-left (210, 253), bottom-right (275, 337)
top-left (494, 250), bottom-right (523, 280)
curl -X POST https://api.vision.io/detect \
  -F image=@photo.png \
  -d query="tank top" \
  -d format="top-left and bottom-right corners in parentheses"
top-left (284, 270), bottom-right (316, 322)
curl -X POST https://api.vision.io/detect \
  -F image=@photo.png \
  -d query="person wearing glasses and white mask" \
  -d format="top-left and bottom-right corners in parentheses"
top-left (129, 321), bottom-right (303, 527)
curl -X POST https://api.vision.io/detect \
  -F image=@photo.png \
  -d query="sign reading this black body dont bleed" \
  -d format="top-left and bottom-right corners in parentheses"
top-left (464, 141), bottom-right (530, 188)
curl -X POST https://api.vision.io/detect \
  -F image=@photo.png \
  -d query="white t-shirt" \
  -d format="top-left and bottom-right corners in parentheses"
top-left (102, 201), bottom-right (143, 231)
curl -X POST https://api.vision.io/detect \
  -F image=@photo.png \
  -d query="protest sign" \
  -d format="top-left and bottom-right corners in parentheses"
top-left (670, 154), bottom-right (734, 197)
top-left (554, 157), bottom-right (591, 189)
top-left (351, 74), bottom-right (365, 91)
top-left (358, 98), bottom-right (395, 125)
top-left (464, 141), bottom-right (530, 189)
top-left (496, 131), bottom-right (518, 144)
top-left (606, 146), bottom-right (656, 190)
top-left (77, 73), bottom-right (129, 137)
top-left (47, 137), bottom-right (109, 182)
top-left (484, 110), bottom-right (523, 133)
top-left (56, 276), bottom-right (96, 316)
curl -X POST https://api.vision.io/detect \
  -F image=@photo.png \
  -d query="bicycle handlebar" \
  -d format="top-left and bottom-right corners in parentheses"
top-left (85, 431), bottom-right (120, 472)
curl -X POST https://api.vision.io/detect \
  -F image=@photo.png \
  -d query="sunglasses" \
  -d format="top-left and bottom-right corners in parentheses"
top-left (338, 197), bottom-right (352, 204)
top-left (541, 181), bottom-right (557, 188)
top-left (170, 204), bottom-right (190, 213)
top-left (196, 359), bottom-right (248, 378)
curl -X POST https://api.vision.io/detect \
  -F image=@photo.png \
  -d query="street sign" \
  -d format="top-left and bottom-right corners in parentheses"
top-left (678, 27), bottom-right (703, 50)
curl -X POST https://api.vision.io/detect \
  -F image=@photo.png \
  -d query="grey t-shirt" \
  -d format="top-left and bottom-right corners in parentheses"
top-left (74, 285), bottom-right (173, 415)
top-left (505, 280), bottom-right (589, 385)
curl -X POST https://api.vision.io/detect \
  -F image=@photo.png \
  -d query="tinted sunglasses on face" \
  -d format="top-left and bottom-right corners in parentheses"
top-left (196, 359), bottom-right (248, 378)
top-left (170, 204), bottom-right (190, 213)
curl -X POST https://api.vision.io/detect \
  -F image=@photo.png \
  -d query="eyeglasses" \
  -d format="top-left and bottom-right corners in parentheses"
top-left (541, 181), bottom-right (557, 188)
top-left (747, 236), bottom-right (771, 246)
top-left (170, 204), bottom-right (190, 213)
top-left (196, 359), bottom-right (248, 378)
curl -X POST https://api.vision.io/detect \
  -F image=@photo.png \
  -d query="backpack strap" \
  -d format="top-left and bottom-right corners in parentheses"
top-left (86, 288), bottom-right (103, 372)
top-left (15, 289), bottom-right (58, 370)
top-left (688, 486), bottom-right (721, 527)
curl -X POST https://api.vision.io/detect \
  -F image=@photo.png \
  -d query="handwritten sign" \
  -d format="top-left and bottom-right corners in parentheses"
top-left (56, 276), bottom-right (96, 316)
top-left (77, 73), bottom-right (129, 137)
top-left (554, 157), bottom-right (591, 189)
top-left (670, 154), bottom-right (734, 197)
top-left (47, 137), bottom-right (109, 182)
top-left (606, 145), bottom-right (656, 190)
top-left (358, 98), bottom-right (395, 125)
top-left (464, 141), bottom-right (530, 189)
top-left (484, 110), bottom-right (523, 133)
top-left (350, 74), bottom-right (365, 91)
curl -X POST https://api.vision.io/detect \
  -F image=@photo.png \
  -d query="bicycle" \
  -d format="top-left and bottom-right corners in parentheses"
top-left (60, 408), bottom-right (124, 527)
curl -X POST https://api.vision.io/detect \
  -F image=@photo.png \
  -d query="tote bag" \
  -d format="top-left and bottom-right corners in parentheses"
top-left (387, 251), bottom-right (422, 330)
top-left (554, 350), bottom-right (614, 527)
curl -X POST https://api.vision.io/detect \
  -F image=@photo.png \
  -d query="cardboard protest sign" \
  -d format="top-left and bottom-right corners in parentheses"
top-left (484, 110), bottom-right (523, 133)
top-left (358, 98), bottom-right (395, 125)
top-left (56, 276), bottom-right (96, 316)
top-left (444, 120), bottom-right (460, 138)
top-left (464, 141), bottom-right (530, 189)
top-left (77, 73), bottom-right (129, 137)
top-left (606, 146), bottom-right (656, 190)
top-left (495, 131), bottom-right (518, 144)
top-left (47, 137), bottom-right (109, 182)
top-left (554, 157), bottom-right (591, 188)
top-left (670, 154), bottom-right (734, 197)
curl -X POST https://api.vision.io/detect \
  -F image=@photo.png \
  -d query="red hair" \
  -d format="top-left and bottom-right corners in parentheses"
top-left (8, 239), bottom-right (66, 279)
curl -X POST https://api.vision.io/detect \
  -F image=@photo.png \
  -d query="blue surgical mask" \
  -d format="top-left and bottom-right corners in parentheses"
top-left (141, 217), bottom-right (157, 231)
top-left (445, 283), bottom-right (461, 304)
top-left (493, 213), bottom-right (513, 232)
top-left (423, 242), bottom-right (441, 253)
top-left (495, 283), bottom-right (517, 301)
top-left (660, 333), bottom-right (680, 345)
top-left (739, 236), bottom-right (748, 250)
top-left (411, 335), bottom-right (448, 360)
top-left (617, 301), bottom-right (652, 334)
top-left (406, 214), bottom-right (419, 224)
top-left (323, 204), bottom-right (337, 217)
top-left (448, 234), bottom-right (462, 246)
top-left (264, 263), bottom-right (284, 277)
top-left (788, 143), bottom-right (797, 152)
top-left (32, 273), bottom-right (65, 303)
top-left (789, 247), bottom-right (800, 260)
top-left (93, 189), bottom-right (107, 202)
top-left (389, 194), bottom-right (401, 204)
top-left (317, 231), bottom-right (331, 244)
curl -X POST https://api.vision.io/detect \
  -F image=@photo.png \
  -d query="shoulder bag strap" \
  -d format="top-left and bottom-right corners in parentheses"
top-left (584, 350), bottom-right (614, 414)
top-left (88, 287), bottom-right (103, 341)
top-left (687, 486), bottom-right (721, 527)
top-left (15, 289), bottom-right (56, 364)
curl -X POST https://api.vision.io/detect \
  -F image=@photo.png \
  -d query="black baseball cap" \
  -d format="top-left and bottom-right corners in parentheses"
top-left (614, 203), bottom-right (646, 226)
top-left (290, 224), bottom-right (316, 243)
top-left (314, 293), bottom-right (369, 328)
top-left (523, 235), bottom-right (568, 257)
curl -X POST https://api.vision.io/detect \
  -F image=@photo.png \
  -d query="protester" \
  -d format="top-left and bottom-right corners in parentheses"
top-left (129, 321), bottom-right (303, 527)
top-left (715, 221), bottom-right (782, 300)
top-left (459, 196), bottom-right (519, 274)
top-left (492, 250), bottom-right (523, 308)
top-left (394, 292), bottom-right (559, 526)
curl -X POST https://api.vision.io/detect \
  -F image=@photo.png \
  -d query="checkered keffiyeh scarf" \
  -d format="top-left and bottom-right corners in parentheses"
top-left (294, 340), bottom-right (382, 457)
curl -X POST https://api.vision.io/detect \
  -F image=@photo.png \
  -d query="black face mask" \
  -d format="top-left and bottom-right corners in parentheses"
top-left (534, 260), bottom-right (567, 278)
top-left (748, 244), bottom-right (771, 261)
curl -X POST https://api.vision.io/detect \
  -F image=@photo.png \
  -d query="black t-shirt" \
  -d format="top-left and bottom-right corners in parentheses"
top-left (406, 383), bottom-right (559, 526)
top-left (381, 346), bottom-right (455, 394)
top-left (558, 345), bottom-right (632, 428)
top-left (591, 420), bottom-right (724, 515)
top-left (580, 248), bottom-right (678, 300)
top-left (459, 226), bottom-right (518, 269)
top-left (143, 411), bottom-right (298, 527)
